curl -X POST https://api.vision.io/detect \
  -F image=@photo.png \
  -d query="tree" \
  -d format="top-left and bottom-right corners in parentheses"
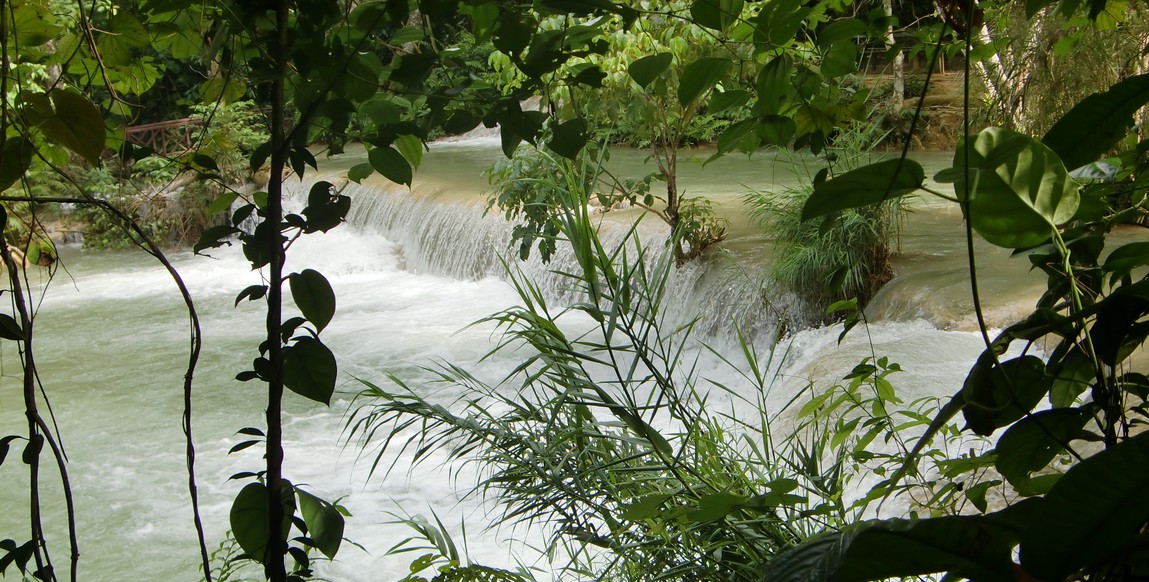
top-left (764, 1), bottom-right (1149, 578)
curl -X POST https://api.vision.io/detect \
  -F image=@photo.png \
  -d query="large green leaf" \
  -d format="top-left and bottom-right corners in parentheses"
top-left (0, 314), bottom-right (24, 342)
top-left (296, 489), bottom-right (345, 559)
top-left (302, 180), bottom-right (351, 233)
top-left (756, 115), bottom-right (797, 147)
top-left (756, 55), bottom-right (793, 116)
top-left (955, 127), bottom-right (1079, 249)
top-left (820, 41), bottom-right (857, 79)
top-left (393, 134), bottom-right (424, 171)
top-left (1102, 241), bottom-right (1149, 286)
top-left (961, 355), bottom-right (1049, 436)
top-left (22, 89), bottom-right (106, 165)
top-left (994, 407), bottom-right (1091, 495)
top-left (1090, 286), bottom-right (1149, 367)
top-left (817, 18), bottom-right (867, 47)
top-left (0, 138), bottom-right (33, 193)
top-left (368, 146), bottom-right (412, 187)
top-left (801, 159), bottom-right (925, 221)
top-left (229, 481), bottom-right (295, 564)
top-left (289, 269), bottom-right (336, 333)
top-left (689, 0), bottom-right (744, 30)
top-left (1019, 431), bottom-right (1149, 581)
top-left (1042, 74), bottom-right (1149, 171)
top-left (546, 117), bottom-right (588, 160)
top-left (754, 0), bottom-right (810, 47)
top-left (678, 57), bottom-right (732, 106)
top-left (283, 338), bottom-right (337, 405)
top-left (766, 503), bottom-right (1036, 582)
top-left (708, 89), bottom-right (751, 114)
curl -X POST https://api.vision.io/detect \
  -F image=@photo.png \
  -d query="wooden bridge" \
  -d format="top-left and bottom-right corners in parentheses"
top-left (123, 117), bottom-right (203, 156)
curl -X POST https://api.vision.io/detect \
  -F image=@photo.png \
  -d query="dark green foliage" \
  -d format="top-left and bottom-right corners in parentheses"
top-left (773, 24), bottom-right (1149, 580)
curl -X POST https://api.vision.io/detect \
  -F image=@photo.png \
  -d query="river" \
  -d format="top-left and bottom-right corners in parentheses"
top-left (0, 139), bottom-right (1047, 580)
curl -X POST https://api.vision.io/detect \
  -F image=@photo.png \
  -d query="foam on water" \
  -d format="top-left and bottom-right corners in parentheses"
top-left (0, 145), bottom-right (1028, 580)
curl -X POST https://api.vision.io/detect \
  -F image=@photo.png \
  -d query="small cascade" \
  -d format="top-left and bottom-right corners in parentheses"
top-left (329, 175), bottom-right (808, 342)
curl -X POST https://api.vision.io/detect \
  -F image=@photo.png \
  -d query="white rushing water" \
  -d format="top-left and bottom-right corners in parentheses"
top-left (0, 141), bottom-right (1043, 580)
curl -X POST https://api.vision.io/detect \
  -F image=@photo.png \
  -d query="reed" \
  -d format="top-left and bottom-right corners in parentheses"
top-left (346, 149), bottom-right (942, 580)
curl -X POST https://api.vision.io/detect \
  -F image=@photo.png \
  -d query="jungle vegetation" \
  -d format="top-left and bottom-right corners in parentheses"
top-left (1, 0), bottom-right (1148, 581)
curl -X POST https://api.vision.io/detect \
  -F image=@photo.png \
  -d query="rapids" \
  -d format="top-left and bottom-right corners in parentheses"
top-left (0, 140), bottom-right (1045, 579)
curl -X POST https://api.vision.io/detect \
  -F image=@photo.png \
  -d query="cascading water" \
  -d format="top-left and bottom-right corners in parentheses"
top-left (0, 140), bottom-right (1043, 580)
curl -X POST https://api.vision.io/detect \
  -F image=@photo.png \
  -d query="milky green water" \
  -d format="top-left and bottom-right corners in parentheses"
top-left (0, 141), bottom-right (1059, 580)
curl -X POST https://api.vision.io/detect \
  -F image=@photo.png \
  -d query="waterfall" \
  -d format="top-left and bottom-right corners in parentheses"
top-left (332, 175), bottom-right (813, 343)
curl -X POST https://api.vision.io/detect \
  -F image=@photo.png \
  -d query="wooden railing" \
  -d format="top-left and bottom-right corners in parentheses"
top-left (123, 117), bottom-right (203, 156)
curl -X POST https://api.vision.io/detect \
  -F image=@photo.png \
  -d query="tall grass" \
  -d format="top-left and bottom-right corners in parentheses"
top-left (348, 147), bottom-right (969, 580)
top-left (745, 128), bottom-right (905, 315)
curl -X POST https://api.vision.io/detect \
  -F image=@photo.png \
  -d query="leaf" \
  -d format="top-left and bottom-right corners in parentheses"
top-left (754, 0), bottom-right (810, 47)
top-left (756, 115), bottom-right (797, 147)
top-left (628, 53), bottom-right (672, 88)
top-left (1103, 241), bottom-right (1149, 286)
top-left (955, 128), bottom-right (1079, 249)
top-left (1090, 287), bottom-right (1149, 367)
top-left (302, 180), bottom-right (350, 233)
top-left (0, 138), bottom-right (33, 192)
top-left (766, 505), bottom-right (1033, 582)
top-left (994, 407), bottom-right (1090, 495)
top-left (24, 89), bottom-right (106, 165)
top-left (289, 269), bottom-right (336, 332)
top-left (817, 18), bottom-right (867, 47)
top-left (0, 435), bottom-right (20, 467)
top-left (961, 355), bottom-right (1049, 436)
top-left (0, 314), bottom-right (22, 341)
top-left (709, 89), bottom-right (751, 115)
top-left (230, 481), bottom-right (295, 564)
top-left (235, 285), bottom-right (268, 307)
top-left (690, 0), bottom-right (745, 30)
top-left (21, 434), bottom-right (42, 465)
top-left (206, 191), bottom-right (239, 214)
top-left (193, 225), bottom-right (240, 254)
top-left (713, 118), bottom-right (757, 157)
top-left (620, 494), bottom-right (671, 521)
top-left (1042, 74), bottom-right (1149, 171)
top-left (347, 163), bottom-right (373, 184)
top-left (756, 55), bottom-right (793, 115)
top-left (228, 440), bottom-right (260, 454)
top-left (820, 41), bottom-right (858, 79)
top-left (802, 159), bottom-right (925, 221)
top-left (679, 57), bottom-right (732, 106)
top-left (393, 134), bottom-right (424, 171)
top-left (249, 142), bottom-right (271, 174)
top-left (547, 117), bottom-right (588, 160)
top-left (368, 146), bottom-right (412, 187)
top-left (192, 153), bottom-right (219, 172)
top-left (1019, 432), bottom-right (1149, 581)
top-left (283, 337), bottom-right (337, 405)
top-left (296, 489), bottom-right (345, 559)
top-left (199, 77), bottom-right (247, 104)
top-left (688, 493), bottom-right (747, 523)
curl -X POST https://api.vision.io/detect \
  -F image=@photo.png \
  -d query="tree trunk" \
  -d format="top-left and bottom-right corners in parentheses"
top-left (883, 0), bottom-right (904, 118)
